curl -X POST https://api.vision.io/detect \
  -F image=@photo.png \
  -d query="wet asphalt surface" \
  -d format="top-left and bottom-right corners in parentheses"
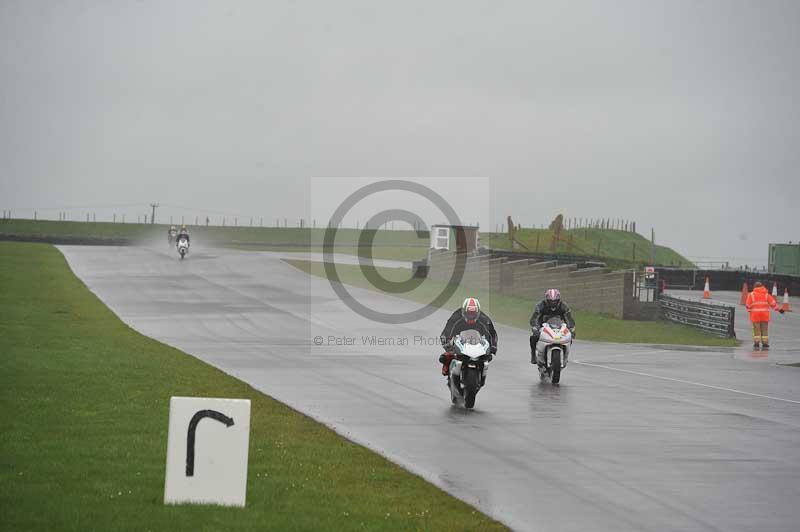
top-left (59, 245), bottom-right (800, 532)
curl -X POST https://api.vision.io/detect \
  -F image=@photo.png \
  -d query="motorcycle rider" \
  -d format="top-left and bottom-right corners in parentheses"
top-left (439, 297), bottom-right (498, 376)
top-left (530, 288), bottom-right (575, 364)
top-left (176, 224), bottom-right (189, 244)
top-left (168, 225), bottom-right (177, 242)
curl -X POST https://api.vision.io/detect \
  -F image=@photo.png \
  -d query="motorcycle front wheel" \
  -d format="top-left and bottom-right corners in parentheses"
top-left (463, 369), bottom-right (479, 409)
top-left (551, 351), bottom-right (562, 384)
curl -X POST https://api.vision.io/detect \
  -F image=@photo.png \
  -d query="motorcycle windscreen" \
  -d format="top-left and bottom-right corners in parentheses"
top-left (458, 329), bottom-right (482, 345)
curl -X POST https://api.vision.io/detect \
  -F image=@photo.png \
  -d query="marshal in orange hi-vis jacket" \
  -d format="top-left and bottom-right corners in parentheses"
top-left (745, 282), bottom-right (785, 349)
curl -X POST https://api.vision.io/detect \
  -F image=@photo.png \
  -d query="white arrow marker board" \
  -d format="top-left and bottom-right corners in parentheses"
top-left (164, 397), bottom-right (251, 507)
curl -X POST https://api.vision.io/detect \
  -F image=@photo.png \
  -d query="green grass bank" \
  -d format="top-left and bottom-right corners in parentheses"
top-left (484, 227), bottom-right (694, 268)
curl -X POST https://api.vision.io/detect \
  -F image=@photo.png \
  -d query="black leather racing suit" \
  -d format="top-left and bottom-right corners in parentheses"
top-left (529, 300), bottom-right (575, 355)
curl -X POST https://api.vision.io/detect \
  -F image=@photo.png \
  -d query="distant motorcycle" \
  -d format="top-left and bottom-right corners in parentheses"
top-left (168, 229), bottom-right (177, 246)
top-left (448, 329), bottom-right (492, 409)
top-left (534, 317), bottom-right (572, 384)
top-left (176, 237), bottom-right (189, 260)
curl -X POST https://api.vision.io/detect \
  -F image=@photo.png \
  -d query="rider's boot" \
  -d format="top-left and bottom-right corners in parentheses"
top-left (439, 352), bottom-right (454, 376)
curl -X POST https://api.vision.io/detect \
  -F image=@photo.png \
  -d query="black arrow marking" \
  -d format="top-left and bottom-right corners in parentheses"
top-left (186, 409), bottom-right (235, 477)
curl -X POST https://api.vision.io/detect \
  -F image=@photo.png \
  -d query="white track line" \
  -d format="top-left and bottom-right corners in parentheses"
top-left (574, 361), bottom-right (800, 404)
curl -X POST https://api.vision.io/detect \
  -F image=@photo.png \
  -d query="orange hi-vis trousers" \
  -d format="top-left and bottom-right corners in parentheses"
top-left (752, 322), bottom-right (769, 344)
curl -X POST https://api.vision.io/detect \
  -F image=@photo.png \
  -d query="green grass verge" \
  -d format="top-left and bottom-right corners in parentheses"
top-left (0, 242), bottom-right (505, 532)
top-left (225, 245), bottom-right (428, 262)
top-left (484, 227), bottom-right (694, 269)
top-left (285, 259), bottom-right (737, 347)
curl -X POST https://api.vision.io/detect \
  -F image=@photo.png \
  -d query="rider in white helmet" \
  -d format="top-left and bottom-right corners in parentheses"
top-left (438, 297), bottom-right (498, 376)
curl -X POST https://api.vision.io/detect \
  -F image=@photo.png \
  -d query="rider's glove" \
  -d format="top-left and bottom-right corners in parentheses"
top-left (570, 328), bottom-right (576, 338)
top-left (531, 326), bottom-right (539, 335)
top-left (779, 308), bottom-right (785, 314)
top-left (490, 345), bottom-right (497, 354)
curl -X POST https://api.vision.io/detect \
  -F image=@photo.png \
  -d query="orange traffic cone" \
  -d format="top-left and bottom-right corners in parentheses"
top-left (781, 289), bottom-right (792, 312)
top-left (703, 277), bottom-right (711, 299)
top-left (740, 282), bottom-right (749, 305)
top-left (772, 282), bottom-right (778, 298)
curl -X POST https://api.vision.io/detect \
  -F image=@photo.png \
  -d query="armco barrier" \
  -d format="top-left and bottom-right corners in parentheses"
top-left (659, 295), bottom-right (736, 338)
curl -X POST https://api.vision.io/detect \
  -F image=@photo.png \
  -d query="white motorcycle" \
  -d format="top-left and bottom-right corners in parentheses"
top-left (176, 237), bottom-right (189, 260)
top-left (533, 317), bottom-right (572, 384)
top-left (448, 330), bottom-right (492, 409)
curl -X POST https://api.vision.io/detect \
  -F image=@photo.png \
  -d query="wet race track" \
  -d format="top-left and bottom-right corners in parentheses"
top-left (59, 245), bottom-right (800, 532)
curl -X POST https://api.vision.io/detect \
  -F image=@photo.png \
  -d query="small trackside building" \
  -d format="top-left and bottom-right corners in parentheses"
top-left (430, 225), bottom-right (479, 254)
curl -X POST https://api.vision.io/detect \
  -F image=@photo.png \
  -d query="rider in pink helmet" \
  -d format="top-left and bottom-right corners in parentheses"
top-left (529, 288), bottom-right (575, 364)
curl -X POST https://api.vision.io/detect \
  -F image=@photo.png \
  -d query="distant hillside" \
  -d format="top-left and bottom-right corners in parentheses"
top-left (0, 219), bottom-right (430, 260)
top-left (483, 227), bottom-right (694, 269)
top-left (0, 219), bottom-right (427, 245)
top-left (1, 219), bottom-right (693, 267)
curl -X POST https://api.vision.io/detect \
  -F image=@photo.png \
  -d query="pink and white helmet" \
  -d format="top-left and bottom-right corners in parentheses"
top-left (544, 288), bottom-right (561, 309)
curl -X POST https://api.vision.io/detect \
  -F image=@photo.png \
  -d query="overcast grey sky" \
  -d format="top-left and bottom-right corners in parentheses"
top-left (1, 0), bottom-right (798, 266)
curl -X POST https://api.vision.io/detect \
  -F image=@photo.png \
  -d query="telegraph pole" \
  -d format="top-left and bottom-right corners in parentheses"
top-left (650, 228), bottom-right (656, 265)
top-left (150, 203), bottom-right (159, 225)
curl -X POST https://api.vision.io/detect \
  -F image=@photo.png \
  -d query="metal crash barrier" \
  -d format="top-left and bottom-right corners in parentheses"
top-left (660, 295), bottom-right (736, 338)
